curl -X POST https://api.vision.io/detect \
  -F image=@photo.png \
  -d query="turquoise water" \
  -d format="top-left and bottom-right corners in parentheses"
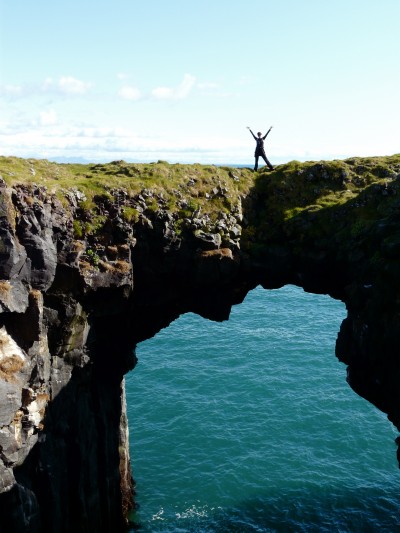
top-left (126, 285), bottom-right (400, 532)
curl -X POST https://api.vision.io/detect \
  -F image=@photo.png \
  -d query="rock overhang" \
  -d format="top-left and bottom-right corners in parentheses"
top-left (1, 154), bottom-right (400, 531)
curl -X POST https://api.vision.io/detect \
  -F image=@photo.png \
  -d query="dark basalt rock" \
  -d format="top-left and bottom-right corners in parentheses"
top-left (1, 155), bottom-right (400, 532)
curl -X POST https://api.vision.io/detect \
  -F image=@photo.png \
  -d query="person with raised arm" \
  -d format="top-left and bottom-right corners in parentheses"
top-left (247, 126), bottom-right (274, 171)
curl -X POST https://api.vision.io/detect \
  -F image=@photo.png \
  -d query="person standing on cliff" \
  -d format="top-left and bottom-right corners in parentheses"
top-left (247, 126), bottom-right (274, 171)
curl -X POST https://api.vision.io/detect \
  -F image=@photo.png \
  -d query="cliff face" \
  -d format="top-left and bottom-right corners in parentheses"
top-left (0, 179), bottom-right (136, 532)
top-left (0, 155), bottom-right (400, 531)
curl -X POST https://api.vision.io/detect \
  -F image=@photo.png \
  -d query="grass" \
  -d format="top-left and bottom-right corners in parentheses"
top-left (2, 154), bottom-right (400, 252)
top-left (251, 154), bottom-right (400, 221)
top-left (0, 156), bottom-right (254, 223)
top-left (238, 154), bottom-right (400, 254)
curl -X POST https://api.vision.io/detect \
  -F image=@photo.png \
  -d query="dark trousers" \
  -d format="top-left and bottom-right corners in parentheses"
top-left (254, 151), bottom-right (273, 171)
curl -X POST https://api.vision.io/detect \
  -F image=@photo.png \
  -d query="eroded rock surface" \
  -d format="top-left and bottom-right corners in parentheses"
top-left (0, 156), bottom-right (400, 532)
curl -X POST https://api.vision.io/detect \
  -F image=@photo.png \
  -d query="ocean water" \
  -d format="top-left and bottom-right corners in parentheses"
top-left (126, 285), bottom-right (400, 532)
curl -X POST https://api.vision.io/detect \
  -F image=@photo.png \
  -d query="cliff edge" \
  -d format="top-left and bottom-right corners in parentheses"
top-left (0, 154), bottom-right (400, 531)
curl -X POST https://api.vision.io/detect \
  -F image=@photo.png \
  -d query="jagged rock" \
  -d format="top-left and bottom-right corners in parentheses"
top-left (194, 248), bottom-right (238, 284)
top-left (0, 280), bottom-right (29, 313)
top-left (1, 155), bottom-right (400, 532)
top-left (65, 189), bottom-right (87, 208)
top-left (229, 225), bottom-right (242, 238)
top-left (0, 326), bottom-right (29, 425)
top-left (15, 205), bottom-right (57, 291)
top-left (193, 229), bottom-right (222, 250)
top-left (0, 189), bottom-right (29, 280)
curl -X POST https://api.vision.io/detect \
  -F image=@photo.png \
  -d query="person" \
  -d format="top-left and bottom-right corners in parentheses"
top-left (247, 126), bottom-right (274, 171)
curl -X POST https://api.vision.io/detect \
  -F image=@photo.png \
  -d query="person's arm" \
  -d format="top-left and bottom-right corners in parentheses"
top-left (263, 126), bottom-right (273, 139)
top-left (247, 127), bottom-right (257, 140)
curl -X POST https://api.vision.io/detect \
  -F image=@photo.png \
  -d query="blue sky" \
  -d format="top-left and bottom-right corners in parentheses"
top-left (1, 0), bottom-right (399, 164)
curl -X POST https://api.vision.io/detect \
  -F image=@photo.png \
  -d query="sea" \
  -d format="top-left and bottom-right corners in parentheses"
top-left (125, 284), bottom-right (400, 532)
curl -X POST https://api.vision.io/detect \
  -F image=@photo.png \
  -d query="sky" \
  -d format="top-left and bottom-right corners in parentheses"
top-left (0, 0), bottom-right (399, 165)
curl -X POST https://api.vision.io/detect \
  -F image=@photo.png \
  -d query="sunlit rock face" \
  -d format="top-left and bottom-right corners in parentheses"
top-left (0, 155), bottom-right (400, 532)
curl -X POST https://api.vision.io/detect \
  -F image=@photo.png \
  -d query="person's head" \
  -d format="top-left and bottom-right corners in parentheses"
top-left (257, 132), bottom-right (262, 137)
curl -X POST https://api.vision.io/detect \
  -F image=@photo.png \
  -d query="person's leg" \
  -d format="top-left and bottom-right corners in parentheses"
top-left (254, 156), bottom-right (259, 171)
top-left (261, 152), bottom-right (274, 170)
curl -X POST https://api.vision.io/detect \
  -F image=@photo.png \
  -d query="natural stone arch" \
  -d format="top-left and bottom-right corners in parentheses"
top-left (1, 155), bottom-right (400, 531)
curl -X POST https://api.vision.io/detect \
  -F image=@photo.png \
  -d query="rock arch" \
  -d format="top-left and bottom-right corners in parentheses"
top-left (1, 155), bottom-right (400, 531)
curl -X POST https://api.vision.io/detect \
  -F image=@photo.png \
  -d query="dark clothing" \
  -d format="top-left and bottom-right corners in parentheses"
top-left (249, 129), bottom-right (273, 171)
top-left (254, 135), bottom-right (267, 155)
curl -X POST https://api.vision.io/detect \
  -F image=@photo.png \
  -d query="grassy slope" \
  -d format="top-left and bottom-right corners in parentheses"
top-left (244, 154), bottom-right (400, 247)
top-left (1, 154), bottom-right (400, 248)
top-left (0, 157), bottom-right (254, 218)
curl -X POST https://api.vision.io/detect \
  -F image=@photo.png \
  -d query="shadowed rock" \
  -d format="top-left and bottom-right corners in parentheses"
top-left (0, 155), bottom-right (400, 532)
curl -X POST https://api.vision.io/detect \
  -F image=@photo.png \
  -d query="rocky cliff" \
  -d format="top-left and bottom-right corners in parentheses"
top-left (0, 154), bottom-right (400, 531)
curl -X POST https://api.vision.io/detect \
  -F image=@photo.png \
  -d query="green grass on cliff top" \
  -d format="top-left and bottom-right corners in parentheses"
top-left (0, 156), bottom-right (255, 217)
top-left (1, 154), bottom-right (400, 222)
top-left (0, 156), bottom-right (254, 194)
top-left (244, 153), bottom-right (400, 251)
top-left (253, 154), bottom-right (400, 217)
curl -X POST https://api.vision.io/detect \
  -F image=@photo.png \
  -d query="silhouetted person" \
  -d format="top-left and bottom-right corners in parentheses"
top-left (247, 126), bottom-right (274, 171)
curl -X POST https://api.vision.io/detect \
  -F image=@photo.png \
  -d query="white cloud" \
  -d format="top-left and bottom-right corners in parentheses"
top-left (152, 74), bottom-right (196, 100)
top-left (0, 120), bottom-right (253, 164)
top-left (59, 76), bottom-right (91, 94)
top-left (116, 73), bottom-right (197, 101)
top-left (43, 76), bottom-right (92, 95)
top-left (0, 84), bottom-right (23, 97)
top-left (197, 81), bottom-right (219, 90)
top-left (151, 86), bottom-right (173, 99)
top-left (118, 85), bottom-right (141, 101)
top-left (3, 120), bottom-right (385, 165)
top-left (39, 109), bottom-right (58, 126)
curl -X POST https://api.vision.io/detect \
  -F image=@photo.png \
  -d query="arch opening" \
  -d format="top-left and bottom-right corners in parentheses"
top-left (126, 285), bottom-right (399, 531)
